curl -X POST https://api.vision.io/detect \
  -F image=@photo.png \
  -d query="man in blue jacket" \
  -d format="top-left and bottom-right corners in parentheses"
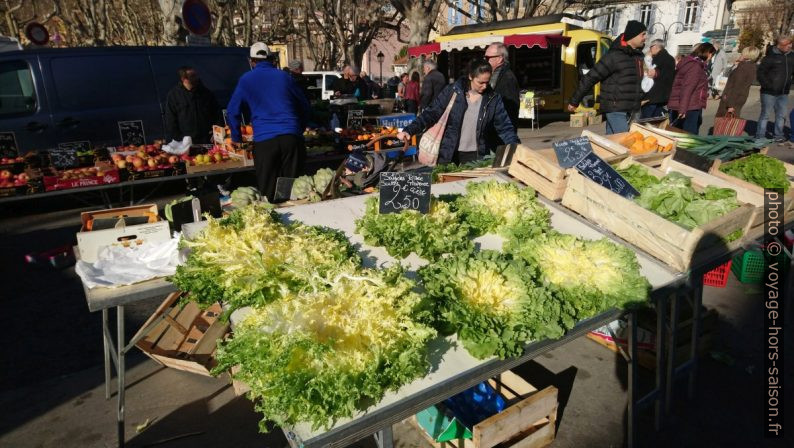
top-left (227, 42), bottom-right (310, 201)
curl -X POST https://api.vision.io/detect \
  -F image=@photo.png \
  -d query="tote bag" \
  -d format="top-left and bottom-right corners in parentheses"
top-left (713, 111), bottom-right (746, 136)
top-left (417, 92), bottom-right (458, 166)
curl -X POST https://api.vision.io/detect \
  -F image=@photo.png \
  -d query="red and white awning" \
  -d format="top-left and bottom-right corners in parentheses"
top-left (408, 33), bottom-right (572, 58)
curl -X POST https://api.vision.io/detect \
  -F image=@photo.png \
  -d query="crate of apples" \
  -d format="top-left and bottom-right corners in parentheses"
top-left (44, 165), bottom-right (120, 191)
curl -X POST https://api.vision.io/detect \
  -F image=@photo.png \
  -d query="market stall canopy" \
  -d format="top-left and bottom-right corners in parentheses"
top-left (408, 34), bottom-right (572, 57)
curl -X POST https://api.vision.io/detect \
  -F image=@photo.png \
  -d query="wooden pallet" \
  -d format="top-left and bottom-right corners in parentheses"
top-left (508, 144), bottom-right (624, 201)
top-left (408, 371), bottom-right (558, 448)
top-left (437, 167), bottom-right (509, 183)
top-left (561, 158), bottom-right (755, 272)
top-left (133, 292), bottom-right (229, 376)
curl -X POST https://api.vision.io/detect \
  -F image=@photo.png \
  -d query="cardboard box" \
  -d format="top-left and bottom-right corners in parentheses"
top-left (569, 113), bottom-right (586, 127)
top-left (44, 165), bottom-right (120, 192)
top-left (76, 204), bottom-right (171, 263)
top-left (587, 114), bottom-right (603, 125)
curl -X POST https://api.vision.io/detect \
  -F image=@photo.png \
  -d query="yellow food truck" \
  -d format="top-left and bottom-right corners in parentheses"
top-left (408, 14), bottom-right (612, 111)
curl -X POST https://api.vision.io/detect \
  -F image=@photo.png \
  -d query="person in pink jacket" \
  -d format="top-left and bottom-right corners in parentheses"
top-left (667, 43), bottom-right (716, 134)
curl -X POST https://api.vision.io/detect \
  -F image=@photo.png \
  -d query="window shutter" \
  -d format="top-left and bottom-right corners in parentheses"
top-left (693, 1), bottom-right (702, 33)
top-left (677, 0), bottom-right (686, 29)
top-left (649, 5), bottom-right (656, 29)
top-left (612, 9), bottom-right (622, 36)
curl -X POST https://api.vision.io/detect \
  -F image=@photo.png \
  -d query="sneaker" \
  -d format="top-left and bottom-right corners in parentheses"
top-left (774, 137), bottom-right (787, 143)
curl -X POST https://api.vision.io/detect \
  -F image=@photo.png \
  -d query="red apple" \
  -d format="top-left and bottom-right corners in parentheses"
top-left (0, 170), bottom-right (11, 180)
top-left (132, 157), bottom-right (144, 168)
top-left (168, 155), bottom-right (179, 164)
top-left (15, 157), bottom-right (24, 163)
top-left (147, 158), bottom-right (157, 168)
top-left (17, 173), bottom-right (28, 182)
top-left (125, 154), bottom-right (134, 163)
top-left (116, 160), bottom-right (127, 169)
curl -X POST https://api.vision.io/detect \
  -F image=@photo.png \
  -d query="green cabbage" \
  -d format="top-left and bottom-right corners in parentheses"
top-left (290, 175), bottom-right (315, 200)
top-left (506, 232), bottom-right (650, 325)
top-left (454, 180), bottom-right (550, 240)
top-left (213, 266), bottom-right (436, 431)
top-left (355, 196), bottom-right (473, 260)
top-left (312, 167), bottom-right (335, 194)
top-left (418, 250), bottom-right (563, 359)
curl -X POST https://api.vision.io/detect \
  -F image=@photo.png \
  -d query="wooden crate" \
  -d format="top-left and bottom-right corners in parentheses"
top-left (409, 371), bottom-right (558, 448)
top-left (561, 158), bottom-right (755, 272)
top-left (437, 167), bottom-right (508, 183)
top-left (709, 155), bottom-right (794, 232)
top-left (585, 123), bottom-right (676, 157)
top-left (186, 157), bottom-right (245, 174)
top-left (508, 144), bottom-right (625, 201)
top-left (133, 292), bottom-right (230, 376)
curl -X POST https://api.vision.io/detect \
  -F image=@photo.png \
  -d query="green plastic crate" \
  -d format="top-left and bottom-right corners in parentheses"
top-left (731, 250), bottom-right (765, 283)
top-left (415, 404), bottom-right (473, 442)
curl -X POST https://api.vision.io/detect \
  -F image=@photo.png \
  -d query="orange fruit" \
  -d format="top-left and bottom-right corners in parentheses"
top-left (245, 125), bottom-right (253, 135)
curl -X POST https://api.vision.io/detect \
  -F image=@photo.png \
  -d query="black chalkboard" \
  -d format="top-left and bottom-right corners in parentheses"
top-left (673, 149), bottom-right (713, 172)
top-left (274, 177), bottom-right (296, 203)
top-left (118, 120), bottom-right (146, 146)
top-left (493, 144), bottom-right (518, 168)
top-left (378, 172), bottom-right (431, 214)
top-left (553, 137), bottom-right (593, 168)
top-left (51, 141), bottom-right (91, 169)
top-left (347, 109), bottom-right (364, 129)
top-left (0, 132), bottom-right (18, 158)
top-left (575, 152), bottom-right (639, 199)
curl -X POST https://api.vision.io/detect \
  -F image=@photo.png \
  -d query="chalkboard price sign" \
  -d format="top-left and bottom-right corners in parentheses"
top-left (118, 120), bottom-right (146, 146)
top-left (575, 152), bottom-right (639, 199)
top-left (672, 148), bottom-right (713, 172)
top-left (51, 141), bottom-right (91, 169)
top-left (347, 109), bottom-right (364, 129)
top-left (553, 136), bottom-right (593, 168)
top-left (0, 131), bottom-right (18, 158)
top-left (379, 172), bottom-right (431, 214)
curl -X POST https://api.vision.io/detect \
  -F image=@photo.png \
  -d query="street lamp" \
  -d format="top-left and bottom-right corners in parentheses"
top-left (723, 11), bottom-right (736, 50)
top-left (376, 51), bottom-right (385, 85)
top-left (649, 21), bottom-right (685, 45)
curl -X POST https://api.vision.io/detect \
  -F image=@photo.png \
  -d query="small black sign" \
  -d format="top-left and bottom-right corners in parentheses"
top-left (274, 177), bottom-right (296, 203)
top-left (575, 152), bottom-right (639, 199)
top-left (672, 149), bottom-right (713, 172)
top-left (118, 120), bottom-right (146, 146)
top-left (51, 141), bottom-right (91, 169)
top-left (493, 144), bottom-right (518, 168)
top-left (553, 137), bottom-right (593, 168)
top-left (378, 172), bottom-right (431, 214)
top-left (0, 132), bottom-right (18, 158)
top-left (347, 109), bottom-right (364, 129)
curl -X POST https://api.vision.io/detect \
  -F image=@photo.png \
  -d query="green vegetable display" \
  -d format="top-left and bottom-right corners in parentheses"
top-left (214, 266), bottom-right (436, 431)
top-left (616, 164), bottom-right (660, 191)
top-left (455, 180), bottom-right (551, 240)
top-left (719, 153), bottom-right (790, 193)
top-left (172, 203), bottom-right (359, 311)
top-left (290, 175), bottom-right (315, 200)
top-left (506, 232), bottom-right (649, 327)
top-left (355, 196), bottom-right (473, 260)
top-left (431, 158), bottom-right (493, 182)
top-left (652, 128), bottom-right (770, 160)
top-left (312, 168), bottom-right (336, 195)
top-left (418, 250), bottom-right (562, 359)
top-left (230, 186), bottom-right (266, 207)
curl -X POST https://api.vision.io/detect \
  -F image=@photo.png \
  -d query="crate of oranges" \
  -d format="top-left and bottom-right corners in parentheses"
top-left (213, 124), bottom-right (254, 147)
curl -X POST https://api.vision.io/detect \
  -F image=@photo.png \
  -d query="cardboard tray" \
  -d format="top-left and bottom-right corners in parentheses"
top-left (76, 204), bottom-right (171, 263)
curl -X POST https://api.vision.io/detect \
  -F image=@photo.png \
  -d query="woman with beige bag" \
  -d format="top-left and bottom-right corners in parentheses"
top-left (396, 59), bottom-right (519, 166)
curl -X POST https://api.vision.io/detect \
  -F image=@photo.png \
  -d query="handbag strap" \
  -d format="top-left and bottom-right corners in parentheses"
top-left (724, 110), bottom-right (735, 119)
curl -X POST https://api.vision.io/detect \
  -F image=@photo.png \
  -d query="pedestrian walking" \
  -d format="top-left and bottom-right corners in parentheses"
top-left (755, 35), bottom-right (794, 142)
top-left (419, 60), bottom-right (446, 111)
top-left (715, 46), bottom-right (760, 118)
top-left (568, 20), bottom-right (651, 134)
top-left (403, 72), bottom-right (421, 113)
top-left (165, 66), bottom-right (220, 143)
top-left (668, 43), bottom-right (716, 134)
top-left (709, 41), bottom-right (727, 99)
top-left (396, 58), bottom-right (519, 165)
top-left (485, 42), bottom-right (520, 127)
top-left (227, 42), bottom-right (310, 202)
top-left (641, 39), bottom-right (676, 119)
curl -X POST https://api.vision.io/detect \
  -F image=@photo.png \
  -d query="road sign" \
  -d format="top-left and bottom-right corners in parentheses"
top-left (25, 22), bottom-right (49, 46)
top-left (182, 0), bottom-right (212, 36)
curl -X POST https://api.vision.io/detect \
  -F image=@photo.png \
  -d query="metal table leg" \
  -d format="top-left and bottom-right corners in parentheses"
top-left (665, 290), bottom-right (680, 414)
top-left (627, 309), bottom-right (638, 448)
top-left (117, 305), bottom-right (126, 448)
top-left (373, 425), bottom-right (393, 448)
top-left (688, 283), bottom-right (703, 399)
top-left (655, 294), bottom-right (667, 430)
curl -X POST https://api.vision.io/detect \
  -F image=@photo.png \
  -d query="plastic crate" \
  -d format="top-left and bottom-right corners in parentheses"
top-left (703, 260), bottom-right (732, 287)
top-left (731, 250), bottom-right (765, 284)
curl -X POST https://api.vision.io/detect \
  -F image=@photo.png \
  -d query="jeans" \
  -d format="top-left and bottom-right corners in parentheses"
top-left (756, 93), bottom-right (788, 139)
top-left (670, 109), bottom-right (703, 135)
top-left (640, 103), bottom-right (666, 119)
top-left (605, 111), bottom-right (630, 134)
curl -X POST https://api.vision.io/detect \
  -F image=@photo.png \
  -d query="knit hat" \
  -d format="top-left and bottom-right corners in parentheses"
top-left (623, 20), bottom-right (647, 41)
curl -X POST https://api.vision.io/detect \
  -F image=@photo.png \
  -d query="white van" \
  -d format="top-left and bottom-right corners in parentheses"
top-left (303, 71), bottom-right (341, 101)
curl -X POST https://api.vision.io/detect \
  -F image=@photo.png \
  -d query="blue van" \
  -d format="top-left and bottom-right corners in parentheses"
top-left (0, 46), bottom-right (250, 153)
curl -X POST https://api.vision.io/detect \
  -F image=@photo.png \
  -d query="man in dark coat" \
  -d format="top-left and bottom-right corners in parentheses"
top-left (755, 35), bottom-right (794, 141)
top-left (419, 60), bottom-right (446, 111)
top-left (641, 39), bottom-right (676, 119)
top-left (485, 42), bottom-right (520, 127)
top-left (568, 20), bottom-right (652, 134)
top-left (165, 66), bottom-right (220, 143)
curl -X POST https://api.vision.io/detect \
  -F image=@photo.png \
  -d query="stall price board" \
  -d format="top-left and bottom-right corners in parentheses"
top-left (0, 131), bottom-right (18, 158)
top-left (51, 141), bottom-right (91, 169)
top-left (118, 120), bottom-right (146, 146)
top-left (347, 109), bottom-right (364, 129)
top-left (378, 172), bottom-right (431, 214)
top-left (673, 149), bottom-right (713, 172)
top-left (575, 152), bottom-right (639, 199)
top-left (553, 136), bottom-right (593, 168)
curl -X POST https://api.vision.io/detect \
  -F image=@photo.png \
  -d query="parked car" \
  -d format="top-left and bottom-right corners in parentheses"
top-left (303, 71), bottom-right (341, 101)
top-left (0, 46), bottom-right (251, 153)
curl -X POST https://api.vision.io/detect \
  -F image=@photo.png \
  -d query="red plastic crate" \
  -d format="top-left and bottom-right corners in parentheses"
top-left (703, 260), bottom-right (732, 288)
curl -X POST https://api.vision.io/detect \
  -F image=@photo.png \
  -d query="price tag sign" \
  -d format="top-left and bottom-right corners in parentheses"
top-left (575, 152), bottom-right (639, 199)
top-left (673, 149), bottom-right (713, 172)
top-left (0, 131), bottom-right (18, 158)
top-left (379, 172), bottom-right (431, 214)
top-left (51, 141), bottom-right (91, 169)
top-left (118, 120), bottom-right (146, 146)
top-left (347, 109), bottom-right (364, 129)
top-left (553, 136), bottom-right (593, 168)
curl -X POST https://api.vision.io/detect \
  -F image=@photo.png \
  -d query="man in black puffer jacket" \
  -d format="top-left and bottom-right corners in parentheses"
top-left (755, 35), bottom-right (794, 141)
top-left (568, 21), bottom-right (652, 134)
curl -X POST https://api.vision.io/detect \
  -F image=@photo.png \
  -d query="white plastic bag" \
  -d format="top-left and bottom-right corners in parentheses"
top-left (161, 136), bottom-right (192, 155)
top-left (75, 236), bottom-right (181, 288)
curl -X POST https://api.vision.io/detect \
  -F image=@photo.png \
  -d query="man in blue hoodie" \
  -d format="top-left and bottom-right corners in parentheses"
top-left (227, 42), bottom-right (310, 201)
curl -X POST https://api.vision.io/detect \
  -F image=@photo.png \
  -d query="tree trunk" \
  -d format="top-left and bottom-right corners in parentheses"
top-left (159, 0), bottom-right (181, 45)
